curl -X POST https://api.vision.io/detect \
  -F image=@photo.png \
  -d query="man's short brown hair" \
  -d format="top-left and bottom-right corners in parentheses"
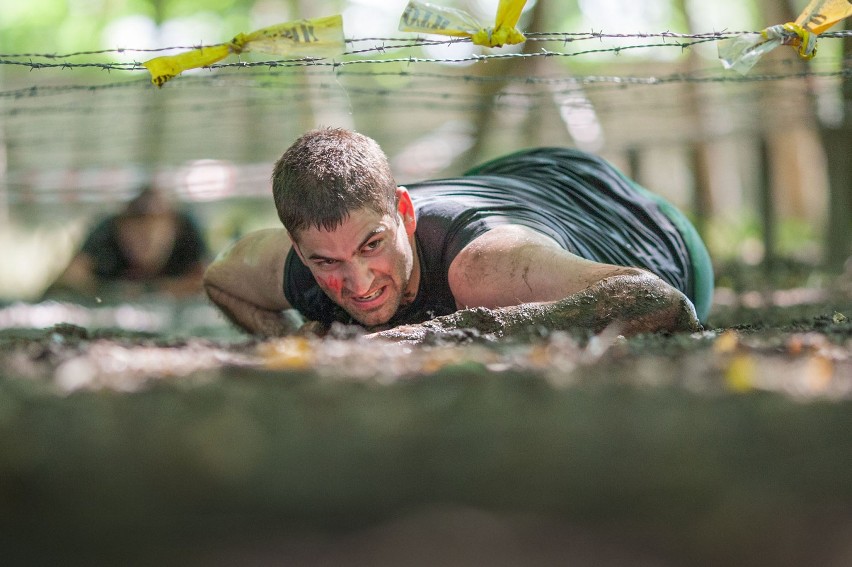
top-left (272, 127), bottom-right (398, 239)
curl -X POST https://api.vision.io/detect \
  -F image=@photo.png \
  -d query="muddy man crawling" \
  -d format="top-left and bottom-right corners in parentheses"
top-left (203, 127), bottom-right (713, 343)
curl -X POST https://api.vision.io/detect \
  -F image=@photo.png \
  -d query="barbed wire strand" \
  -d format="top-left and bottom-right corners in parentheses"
top-left (1, 28), bottom-right (850, 65)
top-left (3, 29), bottom-right (851, 60)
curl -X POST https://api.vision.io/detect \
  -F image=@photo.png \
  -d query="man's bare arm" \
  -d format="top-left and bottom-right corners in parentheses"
top-left (372, 225), bottom-right (702, 344)
top-left (448, 225), bottom-right (645, 309)
top-left (205, 282), bottom-right (306, 336)
top-left (369, 272), bottom-right (700, 344)
top-left (203, 229), bottom-right (304, 337)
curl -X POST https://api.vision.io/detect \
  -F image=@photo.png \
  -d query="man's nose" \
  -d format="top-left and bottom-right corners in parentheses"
top-left (344, 258), bottom-right (373, 295)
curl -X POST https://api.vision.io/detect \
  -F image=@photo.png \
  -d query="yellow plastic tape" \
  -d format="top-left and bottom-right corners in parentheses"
top-left (795, 0), bottom-right (852, 34)
top-left (143, 14), bottom-right (345, 87)
top-left (143, 45), bottom-right (231, 87)
top-left (398, 0), bottom-right (528, 48)
top-left (763, 23), bottom-right (818, 60)
top-left (719, 0), bottom-right (852, 74)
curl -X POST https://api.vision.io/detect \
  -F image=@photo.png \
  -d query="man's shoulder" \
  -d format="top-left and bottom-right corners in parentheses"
top-left (410, 187), bottom-right (495, 265)
top-left (226, 228), bottom-right (292, 268)
top-left (203, 228), bottom-right (292, 312)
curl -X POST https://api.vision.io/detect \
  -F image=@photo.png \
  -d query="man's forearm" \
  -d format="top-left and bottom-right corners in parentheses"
top-left (369, 273), bottom-right (701, 344)
top-left (204, 283), bottom-right (305, 337)
top-left (155, 264), bottom-right (206, 297)
top-left (498, 272), bottom-right (701, 336)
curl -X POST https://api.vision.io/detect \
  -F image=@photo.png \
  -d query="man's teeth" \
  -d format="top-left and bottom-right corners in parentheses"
top-left (357, 289), bottom-right (382, 301)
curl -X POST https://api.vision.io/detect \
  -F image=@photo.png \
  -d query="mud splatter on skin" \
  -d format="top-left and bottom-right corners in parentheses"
top-left (369, 274), bottom-right (701, 344)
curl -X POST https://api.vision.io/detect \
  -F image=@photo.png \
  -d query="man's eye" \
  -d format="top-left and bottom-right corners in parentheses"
top-left (363, 240), bottom-right (381, 253)
top-left (315, 259), bottom-right (337, 268)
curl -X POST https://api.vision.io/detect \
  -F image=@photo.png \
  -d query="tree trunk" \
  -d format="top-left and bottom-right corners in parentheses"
top-left (755, 0), bottom-right (821, 277)
top-left (0, 124), bottom-right (7, 225)
top-left (673, 0), bottom-right (713, 235)
top-left (820, 21), bottom-right (852, 272)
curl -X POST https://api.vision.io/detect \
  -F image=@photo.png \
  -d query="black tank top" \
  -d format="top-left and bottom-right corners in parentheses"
top-left (283, 148), bottom-right (692, 327)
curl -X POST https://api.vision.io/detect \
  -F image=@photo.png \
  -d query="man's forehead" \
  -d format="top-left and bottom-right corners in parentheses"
top-left (296, 209), bottom-right (395, 255)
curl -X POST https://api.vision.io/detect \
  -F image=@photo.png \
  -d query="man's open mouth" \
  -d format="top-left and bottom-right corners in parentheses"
top-left (353, 287), bottom-right (384, 303)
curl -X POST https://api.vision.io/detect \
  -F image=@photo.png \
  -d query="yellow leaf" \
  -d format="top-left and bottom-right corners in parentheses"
top-left (258, 337), bottom-right (314, 370)
top-left (714, 330), bottom-right (740, 354)
top-left (725, 354), bottom-right (756, 393)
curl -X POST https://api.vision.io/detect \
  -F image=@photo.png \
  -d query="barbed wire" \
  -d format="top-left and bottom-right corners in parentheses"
top-left (1, 29), bottom-right (850, 72)
top-left (0, 31), bottom-right (737, 60)
top-left (0, 70), bottom-right (819, 147)
top-left (1, 48), bottom-right (847, 81)
top-left (1, 57), bottom-right (848, 106)
top-left (0, 26), bottom-right (847, 129)
top-left (1, 27), bottom-right (846, 185)
top-left (3, 29), bottom-right (851, 60)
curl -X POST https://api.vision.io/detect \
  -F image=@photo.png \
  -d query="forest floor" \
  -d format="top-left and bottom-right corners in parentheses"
top-left (0, 262), bottom-right (850, 566)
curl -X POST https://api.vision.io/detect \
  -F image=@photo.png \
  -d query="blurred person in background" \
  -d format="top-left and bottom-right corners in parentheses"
top-left (43, 185), bottom-right (209, 301)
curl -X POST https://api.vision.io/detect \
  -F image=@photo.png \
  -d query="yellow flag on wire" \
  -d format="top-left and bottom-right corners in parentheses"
top-left (718, 0), bottom-right (852, 74)
top-left (796, 0), bottom-right (852, 33)
top-left (143, 14), bottom-right (345, 87)
top-left (398, 0), bottom-right (528, 48)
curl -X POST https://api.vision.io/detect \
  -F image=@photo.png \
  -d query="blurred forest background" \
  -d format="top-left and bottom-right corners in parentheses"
top-left (0, 0), bottom-right (849, 304)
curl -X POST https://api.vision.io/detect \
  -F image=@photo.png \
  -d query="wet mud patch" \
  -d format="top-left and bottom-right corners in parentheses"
top-left (0, 294), bottom-right (851, 566)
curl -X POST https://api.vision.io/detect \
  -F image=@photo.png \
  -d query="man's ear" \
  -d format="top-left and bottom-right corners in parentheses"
top-left (396, 186), bottom-right (416, 236)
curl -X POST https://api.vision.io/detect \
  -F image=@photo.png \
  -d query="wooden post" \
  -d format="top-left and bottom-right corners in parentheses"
top-left (688, 144), bottom-right (713, 239)
top-left (625, 146), bottom-right (641, 182)
top-left (820, 23), bottom-right (852, 272)
top-left (758, 138), bottom-right (776, 279)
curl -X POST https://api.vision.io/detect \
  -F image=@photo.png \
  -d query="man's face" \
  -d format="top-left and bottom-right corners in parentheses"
top-left (291, 188), bottom-right (418, 328)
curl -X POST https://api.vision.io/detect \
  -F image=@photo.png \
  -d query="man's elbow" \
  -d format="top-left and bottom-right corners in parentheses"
top-left (201, 263), bottom-right (214, 291)
top-left (619, 274), bottom-right (701, 334)
top-left (201, 260), bottom-right (229, 307)
top-left (576, 271), bottom-right (702, 335)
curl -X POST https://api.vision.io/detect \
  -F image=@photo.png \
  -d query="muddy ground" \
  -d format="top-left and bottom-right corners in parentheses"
top-left (0, 271), bottom-right (850, 566)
